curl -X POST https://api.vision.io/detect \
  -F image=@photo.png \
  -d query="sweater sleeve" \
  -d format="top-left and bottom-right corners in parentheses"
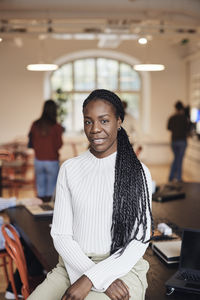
top-left (51, 163), bottom-right (96, 282)
top-left (84, 164), bottom-right (152, 291)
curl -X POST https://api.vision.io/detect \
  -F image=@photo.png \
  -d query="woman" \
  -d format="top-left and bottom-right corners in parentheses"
top-left (28, 89), bottom-right (153, 300)
top-left (28, 99), bottom-right (63, 202)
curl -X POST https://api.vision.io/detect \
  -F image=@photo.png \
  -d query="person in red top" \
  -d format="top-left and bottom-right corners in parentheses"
top-left (28, 99), bottom-right (63, 202)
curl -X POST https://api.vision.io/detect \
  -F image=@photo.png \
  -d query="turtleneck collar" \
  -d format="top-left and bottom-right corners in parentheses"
top-left (84, 149), bottom-right (117, 165)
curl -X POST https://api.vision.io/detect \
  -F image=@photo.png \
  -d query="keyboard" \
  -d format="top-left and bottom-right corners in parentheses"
top-left (176, 271), bottom-right (200, 282)
top-left (40, 204), bottom-right (53, 211)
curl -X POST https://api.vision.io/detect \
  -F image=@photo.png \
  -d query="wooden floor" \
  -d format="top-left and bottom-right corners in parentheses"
top-left (0, 163), bottom-right (192, 298)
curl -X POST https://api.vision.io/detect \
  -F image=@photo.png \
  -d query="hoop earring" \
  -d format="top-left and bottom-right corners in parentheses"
top-left (118, 126), bottom-right (121, 131)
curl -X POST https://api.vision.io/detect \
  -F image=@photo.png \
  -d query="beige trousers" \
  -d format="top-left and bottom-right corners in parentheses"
top-left (27, 255), bottom-right (149, 300)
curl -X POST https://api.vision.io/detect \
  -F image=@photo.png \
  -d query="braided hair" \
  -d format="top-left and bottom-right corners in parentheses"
top-left (83, 89), bottom-right (154, 255)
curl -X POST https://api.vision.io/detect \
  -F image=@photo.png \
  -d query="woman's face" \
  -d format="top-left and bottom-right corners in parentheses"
top-left (83, 99), bottom-right (122, 158)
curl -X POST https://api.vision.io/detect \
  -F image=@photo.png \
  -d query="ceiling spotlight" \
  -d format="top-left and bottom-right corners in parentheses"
top-left (138, 37), bottom-right (147, 45)
top-left (14, 37), bottom-right (23, 48)
top-left (38, 34), bottom-right (47, 40)
top-left (134, 64), bottom-right (165, 71)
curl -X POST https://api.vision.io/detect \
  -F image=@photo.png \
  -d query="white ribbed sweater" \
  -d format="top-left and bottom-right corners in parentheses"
top-left (51, 150), bottom-right (152, 291)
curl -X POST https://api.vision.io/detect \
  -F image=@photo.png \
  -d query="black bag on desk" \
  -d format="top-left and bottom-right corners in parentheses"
top-left (152, 183), bottom-right (185, 202)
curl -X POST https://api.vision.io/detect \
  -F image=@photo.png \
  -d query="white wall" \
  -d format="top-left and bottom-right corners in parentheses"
top-left (0, 37), bottom-right (187, 163)
top-left (183, 53), bottom-right (200, 180)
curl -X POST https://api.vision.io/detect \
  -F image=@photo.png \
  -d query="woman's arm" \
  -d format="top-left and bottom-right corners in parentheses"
top-left (51, 163), bottom-right (96, 283)
top-left (54, 124), bottom-right (63, 150)
top-left (61, 275), bottom-right (93, 300)
top-left (84, 232), bottom-right (150, 291)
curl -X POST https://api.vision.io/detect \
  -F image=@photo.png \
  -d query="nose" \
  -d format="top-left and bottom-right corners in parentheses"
top-left (91, 121), bottom-right (101, 133)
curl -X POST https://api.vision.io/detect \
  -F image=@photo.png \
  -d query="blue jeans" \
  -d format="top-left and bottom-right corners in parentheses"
top-left (34, 159), bottom-right (59, 198)
top-left (169, 140), bottom-right (187, 181)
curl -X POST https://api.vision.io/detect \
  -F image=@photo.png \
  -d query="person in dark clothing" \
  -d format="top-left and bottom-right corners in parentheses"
top-left (167, 100), bottom-right (189, 182)
top-left (28, 100), bottom-right (63, 202)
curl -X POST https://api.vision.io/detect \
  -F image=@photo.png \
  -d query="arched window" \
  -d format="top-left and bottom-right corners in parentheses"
top-left (50, 57), bottom-right (141, 133)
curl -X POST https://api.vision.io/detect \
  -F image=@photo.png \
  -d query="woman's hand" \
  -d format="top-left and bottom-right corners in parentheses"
top-left (61, 275), bottom-right (93, 300)
top-left (105, 279), bottom-right (130, 300)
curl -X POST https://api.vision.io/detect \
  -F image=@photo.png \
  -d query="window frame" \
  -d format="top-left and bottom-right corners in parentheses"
top-left (44, 50), bottom-right (151, 134)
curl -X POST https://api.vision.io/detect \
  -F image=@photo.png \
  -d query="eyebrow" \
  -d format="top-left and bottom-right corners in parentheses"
top-left (84, 114), bottom-right (110, 119)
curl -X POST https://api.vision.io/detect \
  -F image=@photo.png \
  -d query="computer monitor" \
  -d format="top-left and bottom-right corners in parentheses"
top-left (190, 107), bottom-right (200, 123)
top-left (180, 229), bottom-right (200, 271)
top-left (190, 107), bottom-right (200, 136)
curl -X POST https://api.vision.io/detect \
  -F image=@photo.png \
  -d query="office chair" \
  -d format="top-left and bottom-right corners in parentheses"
top-left (2, 150), bottom-right (36, 197)
top-left (2, 224), bottom-right (30, 300)
top-left (0, 149), bottom-right (14, 162)
top-left (0, 249), bottom-right (12, 285)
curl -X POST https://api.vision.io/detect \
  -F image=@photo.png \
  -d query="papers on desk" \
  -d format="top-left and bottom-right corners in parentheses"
top-left (25, 202), bottom-right (54, 217)
top-left (151, 227), bottom-right (181, 264)
top-left (152, 240), bottom-right (182, 264)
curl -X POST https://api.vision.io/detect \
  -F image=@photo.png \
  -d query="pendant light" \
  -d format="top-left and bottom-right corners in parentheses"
top-left (134, 37), bottom-right (165, 72)
top-left (26, 35), bottom-right (58, 72)
top-left (134, 64), bottom-right (165, 71)
top-left (26, 63), bottom-right (58, 71)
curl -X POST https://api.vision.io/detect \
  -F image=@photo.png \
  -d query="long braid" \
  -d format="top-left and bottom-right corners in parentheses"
top-left (83, 89), bottom-right (154, 255)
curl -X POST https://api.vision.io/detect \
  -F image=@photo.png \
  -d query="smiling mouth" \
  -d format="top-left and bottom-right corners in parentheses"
top-left (91, 138), bottom-right (105, 145)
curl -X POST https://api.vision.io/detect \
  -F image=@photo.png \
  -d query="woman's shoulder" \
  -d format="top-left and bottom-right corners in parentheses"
top-left (53, 122), bottom-right (63, 131)
top-left (32, 119), bottom-right (39, 126)
top-left (60, 150), bottom-right (89, 170)
top-left (54, 122), bottom-right (62, 127)
top-left (140, 162), bottom-right (152, 181)
top-left (30, 120), bottom-right (39, 130)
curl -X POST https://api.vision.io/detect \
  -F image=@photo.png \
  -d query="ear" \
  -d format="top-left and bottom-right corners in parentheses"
top-left (117, 117), bottom-right (122, 129)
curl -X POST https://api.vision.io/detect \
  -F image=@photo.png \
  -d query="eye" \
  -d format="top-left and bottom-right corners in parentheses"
top-left (84, 120), bottom-right (92, 125)
top-left (101, 119), bottom-right (109, 124)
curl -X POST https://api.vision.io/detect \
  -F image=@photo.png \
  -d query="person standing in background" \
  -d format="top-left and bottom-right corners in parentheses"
top-left (167, 100), bottom-right (189, 182)
top-left (28, 100), bottom-right (63, 202)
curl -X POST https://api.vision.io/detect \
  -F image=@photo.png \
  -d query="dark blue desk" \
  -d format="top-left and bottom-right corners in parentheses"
top-left (6, 206), bottom-right (57, 272)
